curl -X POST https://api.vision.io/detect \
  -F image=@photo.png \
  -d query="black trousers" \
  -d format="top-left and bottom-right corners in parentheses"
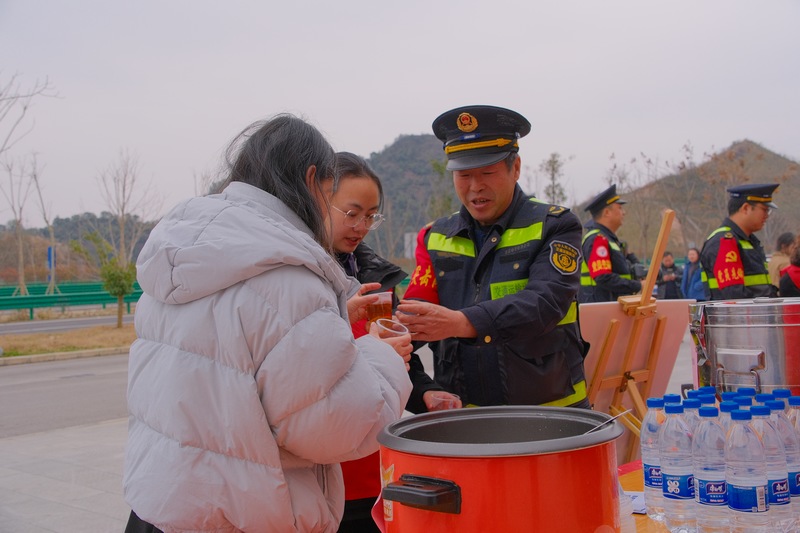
top-left (337, 498), bottom-right (380, 533)
top-left (124, 511), bottom-right (163, 533)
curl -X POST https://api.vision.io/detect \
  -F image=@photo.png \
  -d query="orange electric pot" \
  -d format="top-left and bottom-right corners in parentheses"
top-left (378, 406), bottom-right (624, 532)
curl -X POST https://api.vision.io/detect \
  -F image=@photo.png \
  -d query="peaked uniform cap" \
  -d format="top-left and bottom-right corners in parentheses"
top-left (585, 184), bottom-right (626, 215)
top-left (432, 105), bottom-right (531, 171)
top-left (727, 183), bottom-right (780, 208)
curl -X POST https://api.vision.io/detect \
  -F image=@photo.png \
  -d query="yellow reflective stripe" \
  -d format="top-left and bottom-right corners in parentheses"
top-left (489, 279), bottom-right (527, 300)
top-left (541, 380), bottom-right (587, 407)
top-left (739, 240), bottom-right (753, 250)
top-left (497, 223), bottom-right (543, 249)
top-left (610, 242), bottom-right (621, 251)
top-left (557, 302), bottom-right (577, 325)
top-left (582, 229), bottom-right (600, 244)
top-left (744, 273), bottom-right (769, 286)
top-left (706, 226), bottom-right (731, 240)
top-left (707, 278), bottom-right (719, 289)
top-left (427, 232), bottom-right (476, 257)
top-left (445, 138), bottom-right (516, 154)
top-left (580, 277), bottom-right (595, 286)
top-left (619, 274), bottom-right (632, 280)
top-left (580, 262), bottom-right (590, 273)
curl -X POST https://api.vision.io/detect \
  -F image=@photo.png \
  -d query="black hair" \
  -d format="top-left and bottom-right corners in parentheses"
top-left (728, 196), bottom-right (748, 216)
top-left (225, 114), bottom-right (335, 245)
top-left (504, 152), bottom-right (518, 171)
top-left (777, 232), bottom-right (796, 252)
top-left (333, 152), bottom-right (384, 210)
top-left (663, 251), bottom-right (673, 258)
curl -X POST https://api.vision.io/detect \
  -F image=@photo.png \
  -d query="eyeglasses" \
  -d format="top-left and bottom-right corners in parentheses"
top-left (749, 202), bottom-right (773, 216)
top-left (331, 205), bottom-right (385, 230)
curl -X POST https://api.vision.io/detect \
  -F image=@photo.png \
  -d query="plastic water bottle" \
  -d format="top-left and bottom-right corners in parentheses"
top-left (682, 398), bottom-right (702, 432)
top-left (699, 386), bottom-right (717, 396)
top-left (687, 389), bottom-right (701, 399)
top-left (641, 397), bottom-right (666, 522)
top-left (751, 404), bottom-right (792, 530)
top-left (774, 388), bottom-right (792, 410)
top-left (661, 402), bottom-right (696, 532)
top-left (718, 401), bottom-right (737, 435)
top-left (664, 393), bottom-right (683, 405)
top-left (767, 399), bottom-right (800, 531)
top-left (737, 387), bottom-right (757, 398)
top-left (726, 409), bottom-right (770, 531)
top-left (733, 396), bottom-right (753, 409)
top-left (692, 406), bottom-right (729, 532)
top-left (755, 392), bottom-right (775, 405)
top-left (697, 394), bottom-right (716, 407)
top-left (787, 397), bottom-right (800, 431)
top-left (721, 391), bottom-right (739, 403)
top-left (618, 479), bottom-right (636, 533)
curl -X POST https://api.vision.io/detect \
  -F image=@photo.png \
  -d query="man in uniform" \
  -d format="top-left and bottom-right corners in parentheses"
top-left (397, 105), bottom-right (589, 411)
top-left (578, 184), bottom-right (642, 303)
top-left (700, 183), bottom-right (779, 300)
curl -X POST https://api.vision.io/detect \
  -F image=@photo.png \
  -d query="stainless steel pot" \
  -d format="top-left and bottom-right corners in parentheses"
top-left (689, 297), bottom-right (800, 393)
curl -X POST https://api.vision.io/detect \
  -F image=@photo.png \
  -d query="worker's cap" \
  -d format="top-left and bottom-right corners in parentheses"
top-left (727, 183), bottom-right (780, 209)
top-left (584, 184), bottom-right (626, 216)
top-left (432, 105), bottom-right (531, 171)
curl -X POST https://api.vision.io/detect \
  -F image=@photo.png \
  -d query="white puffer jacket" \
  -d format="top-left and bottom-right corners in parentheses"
top-left (124, 182), bottom-right (412, 532)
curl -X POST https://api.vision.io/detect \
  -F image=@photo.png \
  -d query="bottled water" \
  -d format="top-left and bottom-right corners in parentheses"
top-left (737, 387), bottom-right (757, 398)
top-left (718, 401), bottom-right (737, 435)
top-left (788, 397), bottom-right (800, 431)
top-left (773, 389), bottom-right (791, 413)
top-left (767, 399), bottom-right (800, 531)
top-left (641, 397), bottom-right (666, 522)
top-left (660, 402), bottom-right (696, 532)
top-left (751, 404), bottom-right (792, 530)
top-left (618, 479), bottom-right (636, 533)
top-left (692, 406), bottom-right (729, 532)
top-left (699, 386), bottom-right (717, 396)
top-left (721, 391), bottom-right (739, 403)
top-left (696, 394), bottom-right (716, 407)
top-left (726, 409), bottom-right (769, 531)
top-left (733, 396), bottom-right (753, 409)
top-left (682, 398), bottom-right (701, 432)
top-left (664, 393), bottom-right (683, 406)
top-left (687, 389), bottom-right (702, 399)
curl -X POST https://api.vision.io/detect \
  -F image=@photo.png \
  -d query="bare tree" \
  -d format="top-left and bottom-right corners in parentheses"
top-left (96, 149), bottom-right (161, 265)
top-left (0, 157), bottom-right (33, 295)
top-left (0, 73), bottom-right (56, 159)
top-left (539, 152), bottom-right (571, 205)
top-left (29, 154), bottom-right (59, 293)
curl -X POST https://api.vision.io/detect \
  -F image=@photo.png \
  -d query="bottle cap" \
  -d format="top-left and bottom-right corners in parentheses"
top-left (766, 400), bottom-right (786, 412)
top-left (737, 387), bottom-right (757, 397)
top-left (682, 398), bottom-right (701, 409)
top-left (751, 405), bottom-right (770, 416)
top-left (773, 389), bottom-right (792, 399)
top-left (662, 394), bottom-right (682, 404)
top-left (686, 389), bottom-right (701, 398)
top-left (719, 401), bottom-right (738, 413)
top-left (646, 397), bottom-right (665, 408)
top-left (697, 394), bottom-right (716, 405)
top-left (731, 409), bottom-right (752, 421)
top-left (721, 391), bottom-right (739, 401)
top-left (699, 406), bottom-right (719, 418)
top-left (734, 396), bottom-right (753, 407)
top-left (665, 403), bottom-right (684, 414)
top-left (699, 386), bottom-right (717, 394)
top-left (755, 393), bottom-right (774, 403)
top-left (789, 396), bottom-right (800, 407)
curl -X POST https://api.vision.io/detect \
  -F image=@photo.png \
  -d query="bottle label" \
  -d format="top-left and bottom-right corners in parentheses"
top-left (642, 462), bottom-right (662, 489)
top-left (662, 472), bottom-right (694, 500)
top-left (768, 477), bottom-right (791, 505)
top-left (789, 471), bottom-right (800, 496)
top-left (695, 478), bottom-right (727, 506)
top-left (728, 484), bottom-right (767, 513)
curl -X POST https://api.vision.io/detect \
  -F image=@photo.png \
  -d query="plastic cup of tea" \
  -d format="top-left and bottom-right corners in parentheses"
top-left (374, 318), bottom-right (409, 338)
top-left (428, 391), bottom-right (461, 411)
top-left (366, 291), bottom-right (393, 324)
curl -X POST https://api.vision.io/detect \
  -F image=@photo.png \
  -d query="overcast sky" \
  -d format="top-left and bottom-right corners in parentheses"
top-left (2, 0), bottom-right (798, 228)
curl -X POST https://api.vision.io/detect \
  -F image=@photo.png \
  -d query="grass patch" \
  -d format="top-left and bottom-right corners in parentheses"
top-left (1, 324), bottom-right (136, 357)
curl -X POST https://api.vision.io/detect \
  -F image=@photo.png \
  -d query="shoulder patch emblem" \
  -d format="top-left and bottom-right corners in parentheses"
top-left (550, 240), bottom-right (580, 275)
top-left (723, 232), bottom-right (733, 239)
top-left (547, 205), bottom-right (567, 216)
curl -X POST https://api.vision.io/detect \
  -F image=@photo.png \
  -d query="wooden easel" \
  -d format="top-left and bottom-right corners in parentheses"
top-left (587, 209), bottom-right (675, 462)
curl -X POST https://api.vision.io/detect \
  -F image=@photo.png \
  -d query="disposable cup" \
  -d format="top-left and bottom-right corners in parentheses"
top-left (374, 318), bottom-right (409, 338)
top-left (428, 391), bottom-right (461, 411)
top-left (366, 291), bottom-right (392, 325)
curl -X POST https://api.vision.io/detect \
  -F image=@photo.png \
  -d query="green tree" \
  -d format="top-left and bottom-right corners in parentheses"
top-left (71, 231), bottom-right (136, 328)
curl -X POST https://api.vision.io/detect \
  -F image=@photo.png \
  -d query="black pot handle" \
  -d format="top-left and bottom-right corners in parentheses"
top-left (382, 474), bottom-right (461, 514)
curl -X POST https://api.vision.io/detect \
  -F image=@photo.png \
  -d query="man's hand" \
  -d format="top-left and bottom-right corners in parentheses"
top-left (346, 282), bottom-right (381, 325)
top-left (395, 299), bottom-right (476, 342)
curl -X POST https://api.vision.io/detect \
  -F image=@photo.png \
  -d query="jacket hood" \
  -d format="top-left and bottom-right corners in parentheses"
top-left (137, 182), bottom-right (347, 305)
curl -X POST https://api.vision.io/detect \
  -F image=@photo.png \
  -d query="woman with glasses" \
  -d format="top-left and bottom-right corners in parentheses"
top-left (123, 118), bottom-right (412, 533)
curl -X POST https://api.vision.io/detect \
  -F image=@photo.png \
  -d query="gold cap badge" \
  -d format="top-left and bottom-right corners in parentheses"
top-left (456, 112), bottom-right (478, 133)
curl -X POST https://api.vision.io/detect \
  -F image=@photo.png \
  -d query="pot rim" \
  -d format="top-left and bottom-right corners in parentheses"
top-left (378, 405), bottom-right (624, 457)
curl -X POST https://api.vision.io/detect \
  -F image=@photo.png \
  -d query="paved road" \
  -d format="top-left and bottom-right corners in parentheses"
top-left (0, 353), bottom-right (128, 438)
top-left (0, 314), bottom-right (134, 335)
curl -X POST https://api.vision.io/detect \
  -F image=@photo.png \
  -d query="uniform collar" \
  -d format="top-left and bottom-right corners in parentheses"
top-left (723, 217), bottom-right (761, 246)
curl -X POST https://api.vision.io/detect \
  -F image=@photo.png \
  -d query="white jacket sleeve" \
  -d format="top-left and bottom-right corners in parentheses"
top-left (257, 305), bottom-right (411, 465)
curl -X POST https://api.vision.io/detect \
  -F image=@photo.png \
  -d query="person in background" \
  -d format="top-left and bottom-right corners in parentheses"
top-left (578, 184), bottom-right (642, 303)
top-left (656, 251), bottom-right (683, 299)
top-left (779, 244), bottom-right (800, 298)
top-left (123, 115), bottom-right (412, 533)
top-left (329, 152), bottom-right (434, 533)
top-left (769, 231), bottom-right (796, 289)
top-left (680, 247), bottom-right (706, 301)
top-left (699, 183), bottom-right (779, 300)
top-left (398, 105), bottom-right (589, 411)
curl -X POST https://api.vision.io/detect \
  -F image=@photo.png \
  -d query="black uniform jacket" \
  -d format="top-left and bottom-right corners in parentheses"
top-left (578, 220), bottom-right (641, 303)
top-left (403, 186), bottom-right (587, 410)
top-left (699, 218), bottom-right (775, 300)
